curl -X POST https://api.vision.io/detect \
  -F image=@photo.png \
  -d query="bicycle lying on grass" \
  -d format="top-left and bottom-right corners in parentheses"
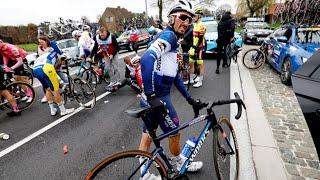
top-left (85, 92), bottom-right (246, 180)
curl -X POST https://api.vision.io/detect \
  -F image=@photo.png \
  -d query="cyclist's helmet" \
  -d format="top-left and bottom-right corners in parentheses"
top-left (72, 30), bottom-right (82, 38)
top-left (167, 0), bottom-right (194, 17)
top-left (194, 7), bottom-right (203, 15)
top-left (131, 55), bottom-right (141, 66)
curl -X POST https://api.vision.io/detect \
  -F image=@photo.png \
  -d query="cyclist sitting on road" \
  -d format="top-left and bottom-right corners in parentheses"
top-left (33, 41), bottom-right (74, 116)
top-left (186, 7), bottom-right (206, 88)
top-left (0, 56), bottom-right (21, 116)
top-left (0, 39), bottom-right (34, 102)
top-left (139, 0), bottom-right (205, 174)
top-left (89, 26), bottom-right (121, 90)
top-left (106, 55), bottom-right (142, 94)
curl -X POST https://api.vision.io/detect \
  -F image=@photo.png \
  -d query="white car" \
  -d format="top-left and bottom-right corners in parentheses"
top-left (26, 38), bottom-right (80, 67)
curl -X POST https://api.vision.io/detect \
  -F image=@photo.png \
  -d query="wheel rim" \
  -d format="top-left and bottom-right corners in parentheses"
top-left (281, 60), bottom-right (291, 82)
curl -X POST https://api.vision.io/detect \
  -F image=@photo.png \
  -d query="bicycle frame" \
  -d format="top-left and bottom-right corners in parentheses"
top-left (139, 107), bottom-right (235, 178)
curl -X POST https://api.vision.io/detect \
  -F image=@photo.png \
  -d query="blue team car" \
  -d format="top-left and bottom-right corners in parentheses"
top-left (202, 17), bottom-right (243, 54)
top-left (263, 25), bottom-right (320, 85)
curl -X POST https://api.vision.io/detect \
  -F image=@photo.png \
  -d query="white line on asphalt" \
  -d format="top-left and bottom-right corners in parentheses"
top-left (32, 49), bottom-right (146, 88)
top-left (0, 91), bottom-right (111, 158)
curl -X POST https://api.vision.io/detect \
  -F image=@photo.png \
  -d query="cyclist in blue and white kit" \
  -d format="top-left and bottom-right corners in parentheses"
top-left (139, 0), bottom-right (205, 175)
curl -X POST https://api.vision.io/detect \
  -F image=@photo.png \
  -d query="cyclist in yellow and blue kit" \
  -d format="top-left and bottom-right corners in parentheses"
top-left (33, 41), bottom-right (74, 116)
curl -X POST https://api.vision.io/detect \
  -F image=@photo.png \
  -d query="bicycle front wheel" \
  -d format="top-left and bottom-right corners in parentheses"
top-left (81, 69), bottom-right (98, 90)
top-left (4, 81), bottom-right (36, 111)
top-left (85, 150), bottom-right (167, 180)
top-left (242, 49), bottom-right (265, 69)
top-left (213, 117), bottom-right (239, 180)
top-left (73, 78), bottom-right (96, 109)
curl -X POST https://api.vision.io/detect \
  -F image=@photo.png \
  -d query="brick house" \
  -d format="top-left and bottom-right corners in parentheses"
top-left (99, 6), bottom-right (146, 34)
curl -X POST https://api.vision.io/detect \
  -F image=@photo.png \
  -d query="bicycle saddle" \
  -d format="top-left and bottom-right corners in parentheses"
top-left (125, 107), bottom-right (150, 118)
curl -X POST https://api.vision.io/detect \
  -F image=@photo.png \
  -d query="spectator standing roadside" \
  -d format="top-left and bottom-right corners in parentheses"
top-left (216, 11), bottom-right (235, 74)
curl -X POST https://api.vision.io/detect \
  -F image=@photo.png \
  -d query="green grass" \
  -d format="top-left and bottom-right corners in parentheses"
top-left (17, 43), bottom-right (38, 52)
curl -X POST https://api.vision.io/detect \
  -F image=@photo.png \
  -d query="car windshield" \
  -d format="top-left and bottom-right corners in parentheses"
top-left (119, 32), bottom-right (129, 39)
top-left (206, 23), bottom-right (218, 32)
top-left (297, 29), bottom-right (320, 44)
top-left (57, 39), bottom-right (77, 49)
top-left (203, 21), bottom-right (217, 32)
top-left (246, 22), bottom-right (269, 29)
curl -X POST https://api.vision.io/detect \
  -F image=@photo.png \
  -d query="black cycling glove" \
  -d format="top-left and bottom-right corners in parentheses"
top-left (187, 97), bottom-right (207, 117)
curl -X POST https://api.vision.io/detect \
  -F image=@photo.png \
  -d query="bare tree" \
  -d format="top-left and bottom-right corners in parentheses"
top-left (237, 0), bottom-right (273, 17)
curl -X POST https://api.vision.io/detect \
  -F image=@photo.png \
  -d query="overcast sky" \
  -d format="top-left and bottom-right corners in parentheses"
top-left (0, 0), bottom-right (237, 26)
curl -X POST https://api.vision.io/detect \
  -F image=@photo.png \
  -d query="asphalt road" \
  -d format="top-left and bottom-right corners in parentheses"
top-left (0, 49), bottom-right (231, 179)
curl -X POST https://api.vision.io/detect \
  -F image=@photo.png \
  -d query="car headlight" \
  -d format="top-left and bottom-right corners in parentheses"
top-left (301, 57), bottom-right (308, 63)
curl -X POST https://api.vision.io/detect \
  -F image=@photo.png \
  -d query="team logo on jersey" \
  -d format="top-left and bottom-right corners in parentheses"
top-left (157, 41), bottom-right (167, 53)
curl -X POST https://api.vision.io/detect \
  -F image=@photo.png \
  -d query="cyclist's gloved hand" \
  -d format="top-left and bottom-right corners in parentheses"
top-left (187, 97), bottom-right (206, 117)
top-left (147, 94), bottom-right (166, 113)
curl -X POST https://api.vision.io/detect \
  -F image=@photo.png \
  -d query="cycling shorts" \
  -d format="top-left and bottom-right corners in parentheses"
top-left (140, 94), bottom-right (180, 134)
top-left (33, 64), bottom-right (59, 91)
top-left (0, 70), bottom-right (6, 90)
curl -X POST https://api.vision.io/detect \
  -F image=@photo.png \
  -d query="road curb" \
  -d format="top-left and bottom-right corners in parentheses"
top-left (235, 60), bottom-right (288, 180)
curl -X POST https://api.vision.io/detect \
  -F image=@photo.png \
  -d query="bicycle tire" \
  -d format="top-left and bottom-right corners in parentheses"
top-left (3, 81), bottom-right (36, 111)
top-left (225, 45), bottom-right (232, 67)
top-left (242, 49), bottom-right (265, 69)
top-left (73, 78), bottom-right (96, 109)
top-left (85, 150), bottom-right (167, 180)
top-left (25, 68), bottom-right (34, 85)
top-left (80, 69), bottom-right (98, 90)
top-left (213, 117), bottom-right (239, 180)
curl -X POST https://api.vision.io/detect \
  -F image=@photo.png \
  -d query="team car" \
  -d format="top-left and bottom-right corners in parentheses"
top-left (242, 21), bottom-right (274, 44)
top-left (263, 25), bottom-right (320, 85)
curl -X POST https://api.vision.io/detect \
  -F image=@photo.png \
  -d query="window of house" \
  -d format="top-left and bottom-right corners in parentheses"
top-left (106, 16), bottom-right (114, 23)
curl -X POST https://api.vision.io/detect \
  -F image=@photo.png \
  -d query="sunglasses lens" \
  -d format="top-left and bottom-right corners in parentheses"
top-left (179, 15), bottom-right (192, 22)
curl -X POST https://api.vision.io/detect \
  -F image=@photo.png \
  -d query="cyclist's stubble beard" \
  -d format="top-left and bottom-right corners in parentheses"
top-left (173, 19), bottom-right (190, 36)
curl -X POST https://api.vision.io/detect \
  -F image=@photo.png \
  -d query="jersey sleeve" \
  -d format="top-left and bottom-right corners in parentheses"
top-left (174, 73), bottom-right (191, 99)
top-left (141, 31), bottom-right (177, 96)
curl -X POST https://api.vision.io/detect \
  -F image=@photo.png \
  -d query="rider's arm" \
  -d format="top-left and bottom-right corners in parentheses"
top-left (9, 47), bottom-right (23, 70)
top-left (174, 74), bottom-right (191, 99)
top-left (90, 38), bottom-right (99, 59)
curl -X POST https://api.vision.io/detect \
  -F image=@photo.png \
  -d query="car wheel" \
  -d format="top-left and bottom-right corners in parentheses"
top-left (280, 57), bottom-right (292, 85)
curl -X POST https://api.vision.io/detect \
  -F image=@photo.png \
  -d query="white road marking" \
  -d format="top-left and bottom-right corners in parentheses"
top-left (0, 91), bottom-right (111, 158)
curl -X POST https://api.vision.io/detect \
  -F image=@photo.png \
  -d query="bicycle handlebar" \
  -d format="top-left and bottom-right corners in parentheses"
top-left (195, 92), bottom-right (246, 120)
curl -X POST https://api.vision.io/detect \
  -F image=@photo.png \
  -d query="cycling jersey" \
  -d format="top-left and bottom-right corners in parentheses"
top-left (33, 41), bottom-right (62, 91)
top-left (192, 21), bottom-right (206, 48)
top-left (78, 31), bottom-right (94, 58)
top-left (0, 43), bottom-right (27, 65)
top-left (141, 26), bottom-right (190, 99)
top-left (91, 33), bottom-right (119, 58)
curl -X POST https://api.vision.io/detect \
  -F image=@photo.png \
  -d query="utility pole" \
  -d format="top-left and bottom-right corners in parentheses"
top-left (145, 0), bottom-right (148, 18)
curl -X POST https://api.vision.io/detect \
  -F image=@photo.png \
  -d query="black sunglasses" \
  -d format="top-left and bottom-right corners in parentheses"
top-left (174, 13), bottom-right (193, 24)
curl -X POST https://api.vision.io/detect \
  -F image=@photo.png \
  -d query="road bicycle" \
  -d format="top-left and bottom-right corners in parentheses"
top-left (242, 41), bottom-right (269, 69)
top-left (225, 39), bottom-right (242, 67)
top-left (85, 92), bottom-right (246, 180)
top-left (0, 72), bottom-right (36, 111)
top-left (77, 57), bottom-right (110, 91)
top-left (60, 57), bottom-right (96, 109)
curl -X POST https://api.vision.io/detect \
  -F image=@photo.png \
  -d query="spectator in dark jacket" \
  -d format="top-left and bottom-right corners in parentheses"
top-left (216, 11), bottom-right (235, 74)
